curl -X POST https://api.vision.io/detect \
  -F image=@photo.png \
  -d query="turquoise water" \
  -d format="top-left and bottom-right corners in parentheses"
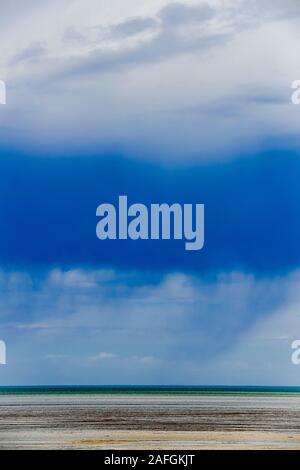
top-left (0, 385), bottom-right (300, 395)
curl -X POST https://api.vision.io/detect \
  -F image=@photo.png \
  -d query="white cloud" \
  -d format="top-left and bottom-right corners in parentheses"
top-left (87, 351), bottom-right (161, 366)
top-left (0, 0), bottom-right (299, 161)
top-left (48, 268), bottom-right (115, 289)
top-left (1, 266), bottom-right (300, 384)
top-left (89, 351), bottom-right (117, 361)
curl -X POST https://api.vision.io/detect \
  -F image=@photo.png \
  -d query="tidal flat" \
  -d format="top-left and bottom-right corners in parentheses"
top-left (1, 393), bottom-right (300, 449)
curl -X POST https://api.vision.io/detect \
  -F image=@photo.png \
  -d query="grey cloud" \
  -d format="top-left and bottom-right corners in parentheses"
top-left (47, 2), bottom-right (220, 80)
top-left (12, 43), bottom-right (47, 65)
top-left (51, 0), bottom-right (300, 84)
top-left (58, 0), bottom-right (295, 81)
top-left (71, 32), bottom-right (227, 77)
top-left (111, 17), bottom-right (158, 38)
top-left (16, 2), bottom-right (282, 86)
top-left (239, 91), bottom-right (289, 106)
top-left (62, 27), bottom-right (92, 47)
top-left (160, 2), bottom-right (215, 27)
top-left (3, 0), bottom-right (299, 162)
top-left (58, 5), bottom-right (226, 80)
top-left (230, 0), bottom-right (300, 30)
top-left (178, 87), bottom-right (288, 118)
top-left (0, 0), bottom-right (43, 28)
top-left (5, 0), bottom-right (300, 83)
top-left (250, 0), bottom-right (300, 20)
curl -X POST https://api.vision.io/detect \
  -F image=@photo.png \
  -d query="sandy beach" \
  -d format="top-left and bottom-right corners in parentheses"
top-left (1, 393), bottom-right (300, 449)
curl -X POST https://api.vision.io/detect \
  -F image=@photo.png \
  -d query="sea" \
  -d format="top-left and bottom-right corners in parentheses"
top-left (0, 385), bottom-right (300, 395)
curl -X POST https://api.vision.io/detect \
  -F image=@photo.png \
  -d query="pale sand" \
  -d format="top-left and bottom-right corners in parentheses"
top-left (1, 394), bottom-right (300, 449)
top-left (2, 429), bottom-right (300, 450)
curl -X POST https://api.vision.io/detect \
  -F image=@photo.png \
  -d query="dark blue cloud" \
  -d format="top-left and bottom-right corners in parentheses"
top-left (0, 149), bottom-right (299, 276)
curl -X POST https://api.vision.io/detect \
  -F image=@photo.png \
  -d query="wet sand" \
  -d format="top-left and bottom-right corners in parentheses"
top-left (1, 394), bottom-right (300, 449)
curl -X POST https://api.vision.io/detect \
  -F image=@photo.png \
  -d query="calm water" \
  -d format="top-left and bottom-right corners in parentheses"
top-left (0, 385), bottom-right (300, 395)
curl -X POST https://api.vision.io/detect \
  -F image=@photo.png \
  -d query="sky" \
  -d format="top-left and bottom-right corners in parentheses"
top-left (0, 0), bottom-right (300, 385)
